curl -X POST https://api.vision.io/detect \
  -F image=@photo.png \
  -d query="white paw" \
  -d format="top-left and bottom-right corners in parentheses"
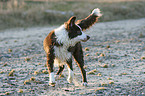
top-left (67, 68), bottom-right (74, 83)
top-left (49, 81), bottom-right (56, 87)
top-left (92, 8), bottom-right (103, 17)
top-left (82, 82), bottom-right (88, 86)
top-left (67, 76), bottom-right (73, 83)
top-left (49, 72), bottom-right (55, 86)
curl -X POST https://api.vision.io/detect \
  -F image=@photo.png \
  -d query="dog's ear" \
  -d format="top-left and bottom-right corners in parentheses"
top-left (67, 16), bottom-right (76, 27)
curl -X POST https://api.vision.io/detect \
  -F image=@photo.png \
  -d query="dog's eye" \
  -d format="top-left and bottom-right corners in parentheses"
top-left (77, 31), bottom-right (82, 35)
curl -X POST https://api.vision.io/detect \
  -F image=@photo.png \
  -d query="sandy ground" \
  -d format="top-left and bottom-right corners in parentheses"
top-left (0, 18), bottom-right (145, 96)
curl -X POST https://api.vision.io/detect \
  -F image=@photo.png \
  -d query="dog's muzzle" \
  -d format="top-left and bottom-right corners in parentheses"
top-left (82, 35), bottom-right (90, 42)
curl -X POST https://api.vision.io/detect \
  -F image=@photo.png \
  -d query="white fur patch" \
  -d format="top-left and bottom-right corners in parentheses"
top-left (67, 67), bottom-right (74, 83)
top-left (92, 8), bottom-right (102, 17)
top-left (54, 46), bottom-right (71, 66)
top-left (49, 72), bottom-right (55, 83)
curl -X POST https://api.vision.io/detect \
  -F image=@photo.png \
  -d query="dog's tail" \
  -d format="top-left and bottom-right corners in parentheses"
top-left (76, 8), bottom-right (102, 31)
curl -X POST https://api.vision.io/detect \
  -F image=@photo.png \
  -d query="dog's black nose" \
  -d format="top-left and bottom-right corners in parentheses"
top-left (87, 36), bottom-right (90, 40)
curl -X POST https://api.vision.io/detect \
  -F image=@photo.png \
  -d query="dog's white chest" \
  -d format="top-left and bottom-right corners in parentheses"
top-left (54, 46), bottom-right (71, 66)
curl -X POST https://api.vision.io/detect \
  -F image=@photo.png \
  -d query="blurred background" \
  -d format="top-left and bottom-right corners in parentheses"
top-left (0, 0), bottom-right (145, 30)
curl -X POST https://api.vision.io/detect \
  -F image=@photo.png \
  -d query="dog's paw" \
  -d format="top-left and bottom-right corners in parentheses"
top-left (82, 82), bottom-right (88, 87)
top-left (92, 8), bottom-right (102, 17)
top-left (67, 77), bottom-right (73, 83)
top-left (49, 81), bottom-right (56, 87)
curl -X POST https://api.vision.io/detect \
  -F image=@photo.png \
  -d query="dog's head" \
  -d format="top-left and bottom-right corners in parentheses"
top-left (65, 16), bottom-right (90, 42)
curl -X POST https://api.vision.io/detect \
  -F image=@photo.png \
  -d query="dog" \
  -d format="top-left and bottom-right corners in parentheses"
top-left (43, 8), bottom-right (102, 86)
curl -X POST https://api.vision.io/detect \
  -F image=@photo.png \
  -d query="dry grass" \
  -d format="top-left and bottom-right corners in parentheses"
top-left (0, 0), bottom-right (145, 30)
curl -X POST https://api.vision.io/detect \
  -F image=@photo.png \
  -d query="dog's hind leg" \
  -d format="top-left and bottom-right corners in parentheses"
top-left (46, 48), bottom-right (55, 87)
top-left (66, 58), bottom-right (74, 83)
top-left (72, 43), bottom-right (88, 86)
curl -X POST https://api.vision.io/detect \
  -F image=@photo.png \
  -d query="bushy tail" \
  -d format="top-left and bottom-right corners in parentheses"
top-left (76, 8), bottom-right (102, 31)
top-left (91, 8), bottom-right (103, 17)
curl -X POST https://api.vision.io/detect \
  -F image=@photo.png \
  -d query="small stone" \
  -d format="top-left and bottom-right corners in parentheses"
top-left (14, 40), bottom-right (18, 42)
top-left (107, 77), bottom-right (112, 80)
top-left (101, 83), bottom-right (108, 87)
top-left (0, 71), bottom-right (4, 74)
top-left (9, 77), bottom-right (15, 80)
top-left (100, 53), bottom-right (105, 57)
top-left (8, 69), bottom-right (15, 76)
top-left (95, 87), bottom-right (107, 91)
top-left (84, 66), bottom-right (87, 69)
top-left (88, 69), bottom-right (97, 75)
top-left (79, 93), bottom-right (84, 95)
top-left (120, 72), bottom-right (128, 76)
top-left (25, 57), bottom-right (31, 61)
top-left (5, 92), bottom-right (10, 95)
top-left (86, 54), bottom-right (90, 56)
top-left (102, 64), bottom-right (108, 68)
top-left (42, 70), bottom-right (48, 74)
top-left (96, 52), bottom-right (100, 56)
top-left (8, 49), bottom-right (12, 52)
top-left (88, 71), bottom-right (95, 75)
top-left (97, 73), bottom-right (102, 76)
top-left (124, 54), bottom-right (127, 56)
top-left (3, 63), bottom-right (8, 67)
top-left (109, 81), bottom-right (114, 84)
top-left (141, 56), bottom-right (145, 60)
top-left (24, 80), bottom-right (31, 85)
top-left (111, 64), bottom-right (115, 67)
top-left (106, 45), bottom-right (110, 48)
top-left (34, 71), bottom-right (39, 75)
top-left (85, 47), bottom-right (89, 51)
top-left (30, 77), bottom-right (35, 81)
top-left (115, 88), bottom-right (122, 93)
top-left (34, 80), bottom-right (44, 84)
top-left (18, 89), bottom-right (23, 93)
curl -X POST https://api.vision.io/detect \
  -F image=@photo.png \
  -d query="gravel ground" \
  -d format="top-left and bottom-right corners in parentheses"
top-left (0, 18), bottom-right (145, 96)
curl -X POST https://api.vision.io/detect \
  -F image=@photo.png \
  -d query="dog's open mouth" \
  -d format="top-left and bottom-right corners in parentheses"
top-left (81, 39), bottom-right (88, 42)
top-left (81, 36), bottom-right (90, 42)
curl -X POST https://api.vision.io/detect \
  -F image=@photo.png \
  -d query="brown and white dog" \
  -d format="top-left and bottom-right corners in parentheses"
top-left (43, 8), bottom-right (102, 86)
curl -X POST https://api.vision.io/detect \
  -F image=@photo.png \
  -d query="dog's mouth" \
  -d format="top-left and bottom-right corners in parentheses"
top-left (81, 36), bottom-right (90, 42)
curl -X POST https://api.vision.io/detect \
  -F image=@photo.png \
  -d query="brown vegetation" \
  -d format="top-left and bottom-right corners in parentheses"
top-left (0, 0), bottom-right (145, 30)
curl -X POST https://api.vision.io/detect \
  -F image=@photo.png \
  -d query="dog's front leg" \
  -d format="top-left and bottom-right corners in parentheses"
top-left (66, 58), bottom-right (74, 83)
top-left (73, 43), bottom-right (88, 86)
top-left (46, 48), bottom-right (55, 86)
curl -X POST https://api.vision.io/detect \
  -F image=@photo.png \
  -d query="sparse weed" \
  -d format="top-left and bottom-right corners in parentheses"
top-left (0, 0), bottom-right (145, 30)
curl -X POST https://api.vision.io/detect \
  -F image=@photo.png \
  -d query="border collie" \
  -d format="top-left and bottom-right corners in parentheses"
top-left (43, 8), bottom-right (102, 86)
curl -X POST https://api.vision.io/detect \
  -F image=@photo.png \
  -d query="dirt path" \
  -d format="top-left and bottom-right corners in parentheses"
top-left (0, 18), bottom-right (145, 95)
